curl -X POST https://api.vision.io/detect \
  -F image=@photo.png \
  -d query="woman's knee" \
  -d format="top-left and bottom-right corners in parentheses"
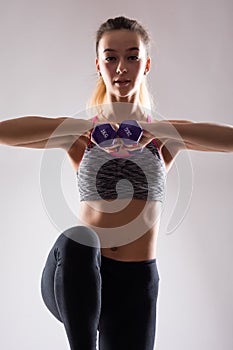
top-left (57, 226), bottom-right (101, 263)
top-left (62, 225), bottom-right (100, 247)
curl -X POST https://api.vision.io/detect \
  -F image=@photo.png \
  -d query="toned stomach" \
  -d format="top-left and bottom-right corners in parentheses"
top-left (77, 198), bottom-right (162, 262)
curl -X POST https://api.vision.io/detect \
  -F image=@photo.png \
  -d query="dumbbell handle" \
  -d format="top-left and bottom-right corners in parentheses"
top-left (91, 120), bottom-right (144, 156)
top-left (111, 120), bottom-right (144, 156)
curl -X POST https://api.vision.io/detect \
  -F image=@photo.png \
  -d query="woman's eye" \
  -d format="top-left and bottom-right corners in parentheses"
top-left (105, 57), bottom-right (116, 61)
top-left (105, 56), bottom-right (139, 62)
top-left (129, 56), bottom-right (139, 60)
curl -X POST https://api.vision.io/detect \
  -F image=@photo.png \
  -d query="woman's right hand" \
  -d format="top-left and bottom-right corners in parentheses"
top-left (89, 121), bottom-right (122, 154)
top-left (89, 120), bottom-right (155, 156)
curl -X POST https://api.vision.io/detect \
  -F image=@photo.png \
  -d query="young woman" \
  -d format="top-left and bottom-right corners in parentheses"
top-left (0, 16), bottom-right (232, 350)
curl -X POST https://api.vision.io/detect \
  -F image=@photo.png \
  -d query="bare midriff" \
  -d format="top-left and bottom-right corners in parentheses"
top-left (77, 198), bottom-right (162, 262)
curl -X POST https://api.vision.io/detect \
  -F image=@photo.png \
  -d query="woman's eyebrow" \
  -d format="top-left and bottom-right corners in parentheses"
top-left (103, 47), bottom-right (140, 53)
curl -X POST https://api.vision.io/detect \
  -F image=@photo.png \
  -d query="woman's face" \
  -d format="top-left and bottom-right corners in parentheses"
top-left (96, 29), bottom-right (150, 103)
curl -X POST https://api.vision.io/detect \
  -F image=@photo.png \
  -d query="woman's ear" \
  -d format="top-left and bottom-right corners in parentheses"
top-left (96, 58), bottom-right (100, 75)
top-left (144, 56), bottom-right (151, 74)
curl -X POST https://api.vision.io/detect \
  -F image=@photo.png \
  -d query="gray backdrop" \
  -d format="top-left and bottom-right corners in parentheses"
top-left (0, 0), bottom-right (232, 349)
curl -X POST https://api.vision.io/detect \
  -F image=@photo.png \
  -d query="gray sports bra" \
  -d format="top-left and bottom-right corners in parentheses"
top-left (77, 115), bottom-right (167, 202)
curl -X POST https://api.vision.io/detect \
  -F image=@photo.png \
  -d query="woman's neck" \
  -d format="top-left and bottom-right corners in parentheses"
top-left (98, 101), bottom-right (148, 123)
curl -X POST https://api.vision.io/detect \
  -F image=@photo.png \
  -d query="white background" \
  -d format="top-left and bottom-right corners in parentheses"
top-left (0, 0), bottom-right (232, 349)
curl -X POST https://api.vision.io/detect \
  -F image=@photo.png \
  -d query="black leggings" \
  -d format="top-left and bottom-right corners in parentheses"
top-left (40, 226), bottom-right (160, 350)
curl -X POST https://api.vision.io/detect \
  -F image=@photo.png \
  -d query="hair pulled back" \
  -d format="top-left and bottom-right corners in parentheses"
top-left (86, 16), bottom-right (156, 113)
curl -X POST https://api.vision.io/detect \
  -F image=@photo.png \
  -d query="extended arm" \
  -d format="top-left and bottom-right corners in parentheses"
top-left (144, 120), bottom-right (233, 152)
top-left (0, 116), bottom-right (93, 148)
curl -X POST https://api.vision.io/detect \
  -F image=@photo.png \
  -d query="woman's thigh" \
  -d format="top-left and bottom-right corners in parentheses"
top-left (40, 233), bottom-right (65, 322)
top-left (98, 256), bottom-right (160, 350)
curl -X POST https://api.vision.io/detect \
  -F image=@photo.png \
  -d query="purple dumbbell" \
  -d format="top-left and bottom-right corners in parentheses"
top-left (92, 123), bottom-right (118, 148)
top-left (117, 120), bottom-right (144, 154)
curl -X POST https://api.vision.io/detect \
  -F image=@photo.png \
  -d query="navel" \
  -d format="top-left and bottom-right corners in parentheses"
top-left (110, 247), bottom-right (118, 251)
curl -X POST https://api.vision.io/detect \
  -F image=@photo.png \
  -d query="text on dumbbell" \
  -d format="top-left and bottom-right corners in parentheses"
top-left (123, 127), bottom-right (132, 137)
top-left (100, 129), bottom-right (109, 139)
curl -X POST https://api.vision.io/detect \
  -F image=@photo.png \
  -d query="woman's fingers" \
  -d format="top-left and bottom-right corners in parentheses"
top-left (89, 123), bottom-right (156, 154)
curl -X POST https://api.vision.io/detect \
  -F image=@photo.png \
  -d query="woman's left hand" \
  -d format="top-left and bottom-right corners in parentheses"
top-left (120, 122), bottom-right (156, 152)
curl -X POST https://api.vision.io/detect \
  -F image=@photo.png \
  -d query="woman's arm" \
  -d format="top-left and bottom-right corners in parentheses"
top-left (13, 136), bottom-right (76, 150)
top-left (166, 119), bottom-right (227, 152)
top-left (0, 116), bottom-right (93, 148)
top-left (144, 120), bottom-right (233, 152)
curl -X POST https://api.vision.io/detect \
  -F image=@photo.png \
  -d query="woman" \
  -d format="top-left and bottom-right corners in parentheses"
top-left (0, 16), bottom-right (232, 350)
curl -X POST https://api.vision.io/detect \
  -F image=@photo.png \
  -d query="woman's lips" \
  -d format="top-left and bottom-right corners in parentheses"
top-left (114, 80), bottom-right (130, 86)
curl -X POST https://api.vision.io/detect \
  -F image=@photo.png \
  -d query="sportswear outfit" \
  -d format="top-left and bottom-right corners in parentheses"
top-left (40, 115), bottom-right (167, 349)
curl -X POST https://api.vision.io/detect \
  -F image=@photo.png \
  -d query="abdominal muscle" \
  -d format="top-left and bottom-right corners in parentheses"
top-left (77, 198), bottom-right (162, 262)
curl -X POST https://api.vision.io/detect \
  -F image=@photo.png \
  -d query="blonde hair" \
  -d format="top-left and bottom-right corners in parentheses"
top-left (86, 16), bottom-right (157, 115)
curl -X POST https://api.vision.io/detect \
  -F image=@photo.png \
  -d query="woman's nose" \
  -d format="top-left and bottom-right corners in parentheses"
top-left (116, 61), bottom-right (128, 74)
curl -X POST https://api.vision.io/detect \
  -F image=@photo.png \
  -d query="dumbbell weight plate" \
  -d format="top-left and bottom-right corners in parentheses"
top-left (117, 120), bottom-right (143, 146)
top-left (92, 123), bottom-right (118, 148)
